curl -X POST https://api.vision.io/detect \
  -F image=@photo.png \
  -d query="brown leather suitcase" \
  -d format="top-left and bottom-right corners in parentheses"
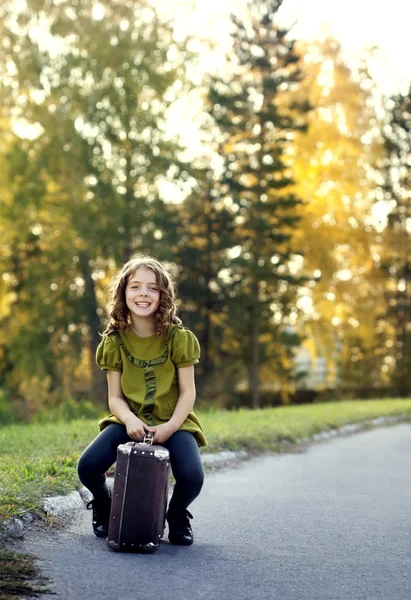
top-left (107, 434), bottom-right (171, 553)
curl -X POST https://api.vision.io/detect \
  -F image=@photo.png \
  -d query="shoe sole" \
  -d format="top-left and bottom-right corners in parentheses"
top-left (93, 530), bottom-right (108, 538)
top-left (168, 537), bottom-right (194, 546)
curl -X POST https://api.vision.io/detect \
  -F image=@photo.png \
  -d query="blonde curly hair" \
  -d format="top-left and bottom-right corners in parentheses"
top-left (102, 254), bottom-right (182, 337)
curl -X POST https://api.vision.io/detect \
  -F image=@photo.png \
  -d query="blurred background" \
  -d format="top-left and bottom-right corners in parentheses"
top-left (0, 0), bottom-right (410, 423)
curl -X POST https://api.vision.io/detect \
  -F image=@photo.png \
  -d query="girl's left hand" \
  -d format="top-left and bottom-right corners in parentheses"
top-left (150, 423), bottom-right (175, 444)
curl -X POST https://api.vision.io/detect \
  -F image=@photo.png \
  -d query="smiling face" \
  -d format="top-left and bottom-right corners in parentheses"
top-left (125, 267), bottom-right (160, 321)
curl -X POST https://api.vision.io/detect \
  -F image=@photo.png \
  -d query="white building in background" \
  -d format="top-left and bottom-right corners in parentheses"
top-left (292, 345), bottom-right (339, 391)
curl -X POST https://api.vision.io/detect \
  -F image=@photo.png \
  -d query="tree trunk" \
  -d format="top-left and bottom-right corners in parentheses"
top-left (396, 305), bottom-right (410, 397)
top-left (197, 301), bottom-right (212, 398)
top-left (79, 251), bottom-right (107, 405)
top-left (199, 196), bottom-right (214, 390)
top-left (249, 279), bottom-right (261, 409)
top-left (90, 332), bottom-right (107, 405)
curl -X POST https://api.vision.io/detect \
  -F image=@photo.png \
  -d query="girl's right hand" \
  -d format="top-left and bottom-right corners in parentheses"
top-left (124, 415), bottom-right (147, 442)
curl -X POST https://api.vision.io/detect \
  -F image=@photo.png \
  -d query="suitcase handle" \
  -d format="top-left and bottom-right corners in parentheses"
top-left (142, 432), bottom-right (154, 446)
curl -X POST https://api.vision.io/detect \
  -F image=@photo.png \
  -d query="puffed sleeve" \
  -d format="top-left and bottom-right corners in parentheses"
top-left (171, 328), bottom-right (200, 368)
top-left (96, 334), bottom-right (122, 372)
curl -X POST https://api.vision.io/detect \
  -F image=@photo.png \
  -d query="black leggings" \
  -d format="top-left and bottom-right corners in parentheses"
top-left (77, 423), bottom-right (204, 514)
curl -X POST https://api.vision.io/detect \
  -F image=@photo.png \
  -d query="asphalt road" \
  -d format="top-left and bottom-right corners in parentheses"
top-left (22, 424), bottom-right (411, 600)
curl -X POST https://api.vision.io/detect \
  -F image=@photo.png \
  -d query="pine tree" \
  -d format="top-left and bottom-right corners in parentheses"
top-left (207, 1), bottom-right (311, 407)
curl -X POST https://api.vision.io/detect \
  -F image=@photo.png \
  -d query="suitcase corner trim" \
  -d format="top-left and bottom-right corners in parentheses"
top-left (107, 539), bottom-right (159, 553)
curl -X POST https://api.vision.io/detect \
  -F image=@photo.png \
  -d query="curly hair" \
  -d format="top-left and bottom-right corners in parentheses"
top-left (102, 254), bottom-right (182, 337)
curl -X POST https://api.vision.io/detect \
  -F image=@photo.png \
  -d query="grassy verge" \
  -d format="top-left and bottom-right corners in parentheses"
top-left (0, 399), bottom-right (410, 600)
top-left (0, 399), bottom-right (410, 523)
top-left (200, 399), bottom-right (411, 451)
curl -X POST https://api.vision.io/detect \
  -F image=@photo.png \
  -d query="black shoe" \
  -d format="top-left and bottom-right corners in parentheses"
top-left (86, 492), bottom-right (112, 538)
top-left (167, 509), bottom-right (194, 546)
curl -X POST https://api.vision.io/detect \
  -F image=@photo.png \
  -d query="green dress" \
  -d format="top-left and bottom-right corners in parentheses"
top-left (96, 324), bottom-right (207, 448)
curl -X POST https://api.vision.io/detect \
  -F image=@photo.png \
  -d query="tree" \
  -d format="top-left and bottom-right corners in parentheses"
top-left (375, 86), bottom-right (411, 396)
top-left (289, 39), bottom-right (385, 394)
top-left (207, 0), bottom-right (311, 407)
top-left (0, 0), bottom-right (195, 406)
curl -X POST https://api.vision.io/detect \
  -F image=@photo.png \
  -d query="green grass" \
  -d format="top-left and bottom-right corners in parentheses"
top-left (0, 399), bottom-right (410, 523)
top-left (0, 421), bottom-right (99, 521)
top-left (201, 399), bottom-right (411, 451)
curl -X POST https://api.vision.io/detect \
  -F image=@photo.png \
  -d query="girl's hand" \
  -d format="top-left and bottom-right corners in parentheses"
top-left (151, 423), bottom-right (175, 445)
top-left (124, 415), bottom-right (149, 442)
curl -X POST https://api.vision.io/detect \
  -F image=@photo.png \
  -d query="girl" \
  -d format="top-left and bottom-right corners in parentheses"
top-left (77, 254), bottom-right (206, 546)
